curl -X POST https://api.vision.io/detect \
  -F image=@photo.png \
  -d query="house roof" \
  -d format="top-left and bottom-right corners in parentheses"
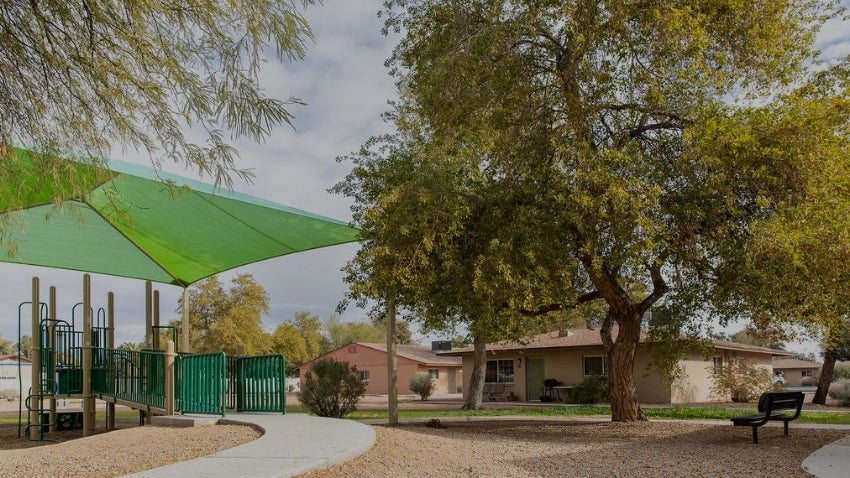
top-left (298, 342), bottom-right (462, 370)
top-left (357, 343), bottom-right (462, 367)
top-left (439, 328), bottom-right (791, 357)
top-left (0, 354), bottom-right (32, 363)
top-left (773, 358), bottom-right (822, 370)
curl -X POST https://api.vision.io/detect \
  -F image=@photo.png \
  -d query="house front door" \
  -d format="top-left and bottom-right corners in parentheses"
top-left (526, 357), bottom-right (544, 401)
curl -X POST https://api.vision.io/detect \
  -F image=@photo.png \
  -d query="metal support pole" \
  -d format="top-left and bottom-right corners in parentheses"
top-left (145, 281), bottom-right (152, 349)
top-left (29, 277), bottom-right (41, 437)
top-left (49, 286), bottom-right (57, 433)
top-left (181, 288), bottom-right (190, 353)
top-left (107, 292), bottom-right (115, 431)
top-left (165, 340), bottom-right (175, 415)
top-left (82, 274), bottom-right (94, 437)
top-left (153, 290), bottom-right (160, 350)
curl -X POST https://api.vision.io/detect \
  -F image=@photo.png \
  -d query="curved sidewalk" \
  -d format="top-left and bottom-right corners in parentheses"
top-left (122, 413), bottom-right (375, 478)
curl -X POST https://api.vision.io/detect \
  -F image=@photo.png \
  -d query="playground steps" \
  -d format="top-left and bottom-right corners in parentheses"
top-left (151, 414), bottom-right (218, 427)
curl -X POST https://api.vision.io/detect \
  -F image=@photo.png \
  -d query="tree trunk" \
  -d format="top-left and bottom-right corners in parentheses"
top-left (603, 314), bottom-right (647, 422)
top-left (813, 348), bottom-right (837, 405)
top-left (462, 333), bottom-right (487, 410)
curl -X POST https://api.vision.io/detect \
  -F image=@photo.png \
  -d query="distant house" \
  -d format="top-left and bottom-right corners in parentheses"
top-left (772, 358), bottom-right (822, 387)
top-left (0, 354), bottom-right (32, 399)
top-left (300, 342), bottom-right (462, 396)
top-left (440, 328), bottom-right (791, 404)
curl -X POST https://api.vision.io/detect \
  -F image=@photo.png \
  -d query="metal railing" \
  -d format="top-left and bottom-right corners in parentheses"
top-left (233, 354), bottom-right (286, 413)
top-left (92, 349), bottom-right (166, 409)
top-left (177, 352), bottom-right (226, 415)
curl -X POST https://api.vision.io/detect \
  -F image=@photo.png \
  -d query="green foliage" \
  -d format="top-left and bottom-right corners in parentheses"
top-left (184, 274), bottom-right (271, 355)
top-left (0, 335), bottom-right (11, 355)
top-left (409, 372), bottom-right (436, 401)
top-left (338, 0), bottom-right (847, 420)
top-left (710, 358), bottom-right (774, 403)
top-left (828, 379), bottom-right (850, 406)
top-left (271, 312), bottom-right (327, 374)
top-left (323, 315), bottom-right (416, 352)
top-left (570, 375), bottom-right (610, 404)
top-left (817, 365), bottom-right (850, 383)
top-left (0, 0), bottom-right (317, 198)
top-left (298, 358), bottom-right (366, 418)
top-left (13, 335), bottom-right (31, 358)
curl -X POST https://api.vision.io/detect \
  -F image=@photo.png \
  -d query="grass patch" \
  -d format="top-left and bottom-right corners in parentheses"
top-left (324, 403), bottom-right (850, 425)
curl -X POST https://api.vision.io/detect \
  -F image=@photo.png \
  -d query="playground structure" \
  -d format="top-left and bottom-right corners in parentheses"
top-left (19, 274), bottom-right (286, 441)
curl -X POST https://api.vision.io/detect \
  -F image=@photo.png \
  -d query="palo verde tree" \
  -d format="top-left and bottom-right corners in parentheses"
top-left (339, 1), bottom-right (847, 421)
top-left (0, 1), bottom-right (316, 210)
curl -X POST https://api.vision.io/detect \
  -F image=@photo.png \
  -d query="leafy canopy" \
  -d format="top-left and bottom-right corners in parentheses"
top-left (0, 0), bottom-right (316, 202)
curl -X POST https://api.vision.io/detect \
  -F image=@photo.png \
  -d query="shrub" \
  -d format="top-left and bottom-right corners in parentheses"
top-left (570, 375), bottom-right (609, 404)
top-left (298, 358), bottom-right (366, 418)
top-left (409, 372), bottom-right (436, 401)
top-left (828, 379), bottom-right (850, 406)
top-left (801, 376), bottom-right (818, 387)
top-left (710, 358), bottom-right (773, 403)
top-left (833, 365), bottom-right (850, 381)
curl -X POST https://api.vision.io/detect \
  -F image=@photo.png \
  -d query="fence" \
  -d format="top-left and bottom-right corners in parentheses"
top-left (92, 349), bottom-right (166, 409)
top-left (177, 352), bottom-right (226, 415)
top-left (232, 354), bottom-right (286, 413)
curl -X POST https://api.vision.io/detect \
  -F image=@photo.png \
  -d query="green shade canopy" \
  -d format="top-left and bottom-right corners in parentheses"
top-left (1, 148), bottom-right (360, 286)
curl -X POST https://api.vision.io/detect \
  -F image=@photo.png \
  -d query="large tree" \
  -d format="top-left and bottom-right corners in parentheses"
top-left (184, 274), bottom-right (271, 355)
top-left (0, 0), bottom-right (315, 205)
top-left (339, 0), bottom-right (848, 421)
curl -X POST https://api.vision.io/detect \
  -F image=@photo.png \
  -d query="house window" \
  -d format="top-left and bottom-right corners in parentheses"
top-left (802, 370), bottom-right (813, 378)
top-left (485, 359), bottom-right (514, 383)
top-left (359, 370), bottom-right (369, 382)
top-left (583, 356), bottom-right (608, 376)
top-left (348, 346), bottom-right (357, 353)
top-left (428, 368), bottom-right (439, 380)
top-left (712, 356), bottom-right (723, 371)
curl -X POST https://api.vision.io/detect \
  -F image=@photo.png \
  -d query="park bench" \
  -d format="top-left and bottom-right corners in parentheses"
top-left (730, 391), bottom-right (804, 444)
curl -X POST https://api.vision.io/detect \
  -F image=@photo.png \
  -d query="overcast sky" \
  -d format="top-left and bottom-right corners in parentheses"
top-left (1, 1), bottom-right (848, 352)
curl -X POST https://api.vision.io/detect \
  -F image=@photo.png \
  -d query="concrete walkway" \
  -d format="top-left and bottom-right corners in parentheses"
top-left (121, 413), bottom-right (375, 478)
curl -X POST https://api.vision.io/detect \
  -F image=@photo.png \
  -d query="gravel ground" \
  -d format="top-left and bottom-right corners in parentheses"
top-left (0, 399), bottom-right (260, 478)
top-left (301, 420), bottom-right (847, 478)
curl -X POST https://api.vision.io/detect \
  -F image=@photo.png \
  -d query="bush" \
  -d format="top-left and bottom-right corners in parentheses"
top-left (801, 376), bottom-right (818, 387)
top-left (570, 375), bottom-right (609, 404)
top-left (710, 358), bottom-right (773, 403)
top-left (828, 379), bottom-right (850, 406)
top-left (298, 358), bottom-right (366, 418)
top-left (409, 372), bottom-right (436, 401)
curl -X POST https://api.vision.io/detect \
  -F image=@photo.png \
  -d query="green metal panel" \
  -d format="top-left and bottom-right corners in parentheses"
top-left (235, 354), bottom-right (286, 413)
top-left (178, 352), bottom-right (226, 415)
top-left (93, 349), bottom-right (166, 409)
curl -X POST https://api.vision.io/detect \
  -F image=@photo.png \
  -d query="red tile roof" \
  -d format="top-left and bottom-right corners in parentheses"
top-left (357, 343), bottom-right (462, 367)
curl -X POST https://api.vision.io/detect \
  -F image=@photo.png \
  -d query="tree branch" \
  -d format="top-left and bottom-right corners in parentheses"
top-left (518, 290), bottom-right (601, 316)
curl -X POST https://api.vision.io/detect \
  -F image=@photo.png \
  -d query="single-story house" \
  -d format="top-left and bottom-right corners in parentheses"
top-left (299, 342), bottom-right (462, 396)
top-left (772, 358), bottom-right (822, 387)
top-left (440, 328), bottom-right (791, 404)
top-left (0, 354), bottom-right (32, 399)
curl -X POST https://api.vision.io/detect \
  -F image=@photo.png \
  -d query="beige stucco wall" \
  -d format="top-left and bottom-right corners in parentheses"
top-left (300, 345), bottom-right (461, 395)
top-left (673, 349), bottom-right (775, 403)
top-left (459, 346), bottom-right (777, 404)
top-left (774, 367), bottom-right (820, 387)
top-left (460, 346), bottom-right (671, 404)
